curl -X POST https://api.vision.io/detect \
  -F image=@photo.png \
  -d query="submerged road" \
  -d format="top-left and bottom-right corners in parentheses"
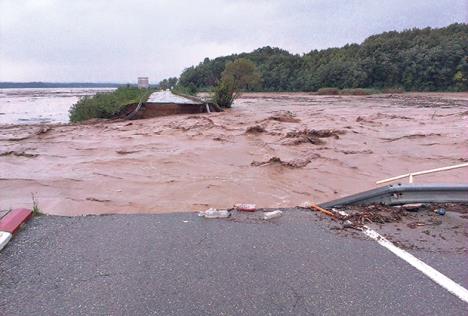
top-left (1, 210), bottom-right (467, 315)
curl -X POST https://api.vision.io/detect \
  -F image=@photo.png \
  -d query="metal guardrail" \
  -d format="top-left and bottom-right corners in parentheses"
top-left (319, 183), bottom-right (468, 208)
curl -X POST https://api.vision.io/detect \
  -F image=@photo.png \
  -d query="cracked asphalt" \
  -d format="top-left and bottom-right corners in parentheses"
top-left (1, 209), bottom-right (467, 315)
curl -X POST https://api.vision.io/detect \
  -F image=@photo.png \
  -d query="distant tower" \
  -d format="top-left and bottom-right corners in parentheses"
top-left (138, 77), bottom-right (149, 89)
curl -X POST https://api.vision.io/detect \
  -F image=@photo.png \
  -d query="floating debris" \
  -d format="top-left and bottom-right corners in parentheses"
top-left (268, 112), bottom-right (301, 123)
top-left (0, 151), bottom-right (38, 158)
top-left (251, 156), bottom-right (314, 168)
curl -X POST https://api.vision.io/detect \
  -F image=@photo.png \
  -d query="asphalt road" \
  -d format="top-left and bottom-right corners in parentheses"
top-left (1, 209), bottom-right (467, 315)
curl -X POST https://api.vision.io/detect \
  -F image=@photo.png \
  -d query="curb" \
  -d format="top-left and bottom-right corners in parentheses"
top-left (0, 208), bottom-right (33, 251)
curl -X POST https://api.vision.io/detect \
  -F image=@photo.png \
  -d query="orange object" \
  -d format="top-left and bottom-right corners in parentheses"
top-left (310, 204), bottom-right (336, 218)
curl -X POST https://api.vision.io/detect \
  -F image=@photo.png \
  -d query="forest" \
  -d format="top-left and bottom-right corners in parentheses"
top-left (174, 23), bottom-right (468, 92)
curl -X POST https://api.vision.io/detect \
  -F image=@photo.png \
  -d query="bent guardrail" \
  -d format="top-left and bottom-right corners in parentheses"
top-left (320, 183), bottom-right (468, 208)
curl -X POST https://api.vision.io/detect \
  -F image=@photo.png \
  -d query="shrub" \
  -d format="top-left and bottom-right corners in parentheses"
top-left (317, 87), bottom-right (339, 95)
top-left (173, 83), bottom-right (197, 96)
top-left (340, 88), bottom-right (380, 95)
top-left (382, 87), bottom-right (405, 94)
top-left (212, 78), bottom-right (237, 108)
top-left (69, 87), bottom-right (150, 122)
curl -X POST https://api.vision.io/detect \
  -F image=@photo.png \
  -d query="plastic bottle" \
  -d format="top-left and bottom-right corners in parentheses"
top-left (433, 208), bottom-right (446, 216)
top-left (198, 208), bottom-right (230, 219)
top-left (263, 210), bottom-right (283, 220)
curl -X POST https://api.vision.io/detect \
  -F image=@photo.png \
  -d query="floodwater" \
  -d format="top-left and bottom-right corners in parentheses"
top-left (0, 92), bottom-right (467, 216)
top-left (0, 88), bottom-right (115, 124)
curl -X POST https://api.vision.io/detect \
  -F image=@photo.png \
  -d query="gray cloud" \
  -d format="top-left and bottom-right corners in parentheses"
top-left (1, 0), bottom-right (466, 82)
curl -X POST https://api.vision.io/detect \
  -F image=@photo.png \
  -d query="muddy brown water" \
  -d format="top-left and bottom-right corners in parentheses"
top-left (0, 92), bottom-right (467, 216)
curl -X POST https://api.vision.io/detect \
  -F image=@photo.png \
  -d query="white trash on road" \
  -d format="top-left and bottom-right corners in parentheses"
top-left (299, 201), bottom-right (312, 208)
top-left (198, 208), bottom-right (230, 219)
top-left (263, 210), bottom-right (283, 220)
top-left (234, 204), bottom-right (256, 212)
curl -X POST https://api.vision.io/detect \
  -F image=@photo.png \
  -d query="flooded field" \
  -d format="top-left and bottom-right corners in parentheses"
top-left (0, 88), bottom-right (115, 124)
top-left (0, 92), bottom-right (467, 216)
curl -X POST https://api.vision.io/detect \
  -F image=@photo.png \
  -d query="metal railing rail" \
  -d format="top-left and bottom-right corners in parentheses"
top-left (376, 162), bottom-right (468, 185)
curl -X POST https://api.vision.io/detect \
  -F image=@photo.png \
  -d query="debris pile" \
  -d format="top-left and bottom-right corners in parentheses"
top-left (267, 112), bottom-right (301, 123)
top-left (283, 128), bottom-right (345, 145)
top-left (245, 125), bottom-right (266, 134)
top-left (325, 202), bottom-right (468, 230)
top-left (0, 151), bottom-right (38, 158)
top-left (251, 156), bottom-right (313, 168)
top-left (341, 204), bottom-right (405, 226)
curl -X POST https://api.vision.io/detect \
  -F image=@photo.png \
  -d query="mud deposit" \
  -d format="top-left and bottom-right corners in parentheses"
top-left (0, 92), bottom-right (467, 216)
top-left (331, 203), bottom-right (468, 253)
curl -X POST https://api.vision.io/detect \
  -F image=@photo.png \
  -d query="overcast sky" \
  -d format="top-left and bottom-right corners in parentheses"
top-left (1, 0), bottom-right (466, 83)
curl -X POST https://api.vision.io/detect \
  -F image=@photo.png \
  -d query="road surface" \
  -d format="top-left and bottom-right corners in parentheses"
top-left (1, 209), bottom-right (467, 315)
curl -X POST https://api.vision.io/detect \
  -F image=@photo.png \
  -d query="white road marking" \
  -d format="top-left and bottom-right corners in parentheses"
top-left (362, 225), bottom-right (468, 303)
top-left (0, 231), bottom-right (13, 251)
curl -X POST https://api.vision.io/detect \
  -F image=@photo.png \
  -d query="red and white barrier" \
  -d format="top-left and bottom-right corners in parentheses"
top-left (0, 208), bottom-right (32, 251)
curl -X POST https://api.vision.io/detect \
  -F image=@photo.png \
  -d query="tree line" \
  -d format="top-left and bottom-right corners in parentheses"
top-left (169, 23), bottom-right (467, 92)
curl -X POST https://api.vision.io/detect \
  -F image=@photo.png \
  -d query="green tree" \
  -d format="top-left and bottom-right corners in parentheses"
top-left (213, 58), bottom-right (262, 108)
top-left (221, 58), bottom-right (262, 91)
top-left (176, 23), bottom-right (468, 92)
top-left (158, 77), bottom-right (178, 90)
top-left (454, 56), bottom-right (468, 90)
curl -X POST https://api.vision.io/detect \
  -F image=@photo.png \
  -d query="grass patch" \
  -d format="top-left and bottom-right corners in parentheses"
top-left (69, 87), bottom-right (152, 122)
top-left (31, 193), bottom-right (42, 216)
